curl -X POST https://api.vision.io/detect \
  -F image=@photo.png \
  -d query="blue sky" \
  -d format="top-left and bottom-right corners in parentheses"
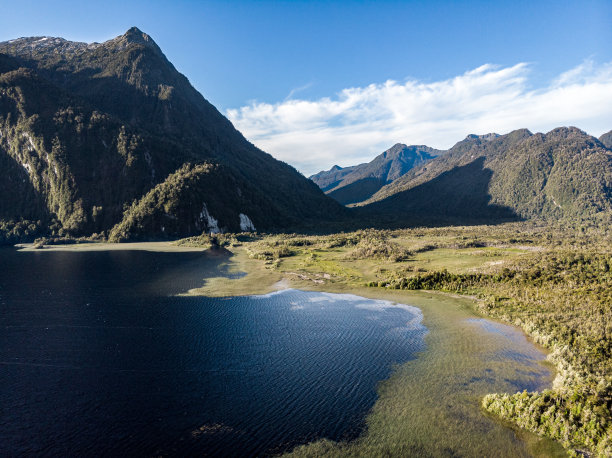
top-left (1, 0), bottom-right (611, 173)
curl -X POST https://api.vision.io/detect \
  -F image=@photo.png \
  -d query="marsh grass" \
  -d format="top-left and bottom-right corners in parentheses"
top-left (177, 221), bottom-right (610, 456)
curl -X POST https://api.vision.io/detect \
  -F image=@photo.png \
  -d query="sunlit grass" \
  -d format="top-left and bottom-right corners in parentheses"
top-left (176, 222), bottom-right (611, 456)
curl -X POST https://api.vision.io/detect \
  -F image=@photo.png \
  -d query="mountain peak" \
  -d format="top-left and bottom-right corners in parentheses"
top-left (105, 27), bottom-right (162, 54)
top-left (0, 27), bottom-right (162, 59)
top-left (122, 27), bottom-right (153, 45)
top-left (545, 126), bottom-right (587, 139)
top-left (465, 133), bottom-right (500, 142)
top-left (312, 143), bottom-right (442, 205)
top-left (126, 26), bottom-right (144, 35)
top-left (383, 143), bottom-right (408, 157)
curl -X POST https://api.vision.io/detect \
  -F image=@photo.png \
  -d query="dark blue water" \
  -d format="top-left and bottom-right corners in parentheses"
top-left (0, 248), bottom-right (425, 457)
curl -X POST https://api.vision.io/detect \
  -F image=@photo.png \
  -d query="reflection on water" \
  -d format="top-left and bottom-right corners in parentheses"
top-left (0, 248), bottom-right (558, 457)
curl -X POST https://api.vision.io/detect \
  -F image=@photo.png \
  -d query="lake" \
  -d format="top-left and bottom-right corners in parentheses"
top-left (0, 247), bottom-right (558, 456)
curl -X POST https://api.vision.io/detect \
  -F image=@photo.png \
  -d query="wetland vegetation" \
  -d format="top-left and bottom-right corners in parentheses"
top-left (175, 222), bottom-right (611, 456)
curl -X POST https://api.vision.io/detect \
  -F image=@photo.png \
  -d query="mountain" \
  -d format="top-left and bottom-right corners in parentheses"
top-left (1, 29), bottom-right (609, 241)
top-left (309, 164), bottom-right (360, 192)
top-left (0, 28), bottom-right (346, 241)
top-left (310, 143), bottom-right (441, 205)
top-left (359, 127), bottom-right (612, 225)
top-left (600, 130), bottom-right (612, 149)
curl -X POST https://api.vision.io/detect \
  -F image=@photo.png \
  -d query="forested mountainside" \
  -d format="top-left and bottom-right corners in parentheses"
top-left (310, 143), bottom-right (441, 205)
top-left (0, 29), bottom-right (610, 243)
top-left (356, 128), bottom-right (612, 226)
top-left (0, 28), bottom-right (346, 242)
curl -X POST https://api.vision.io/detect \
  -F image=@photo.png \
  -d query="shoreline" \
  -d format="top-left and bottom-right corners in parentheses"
top-left (12, 239), bottom-right (585, 455)
top-left (168, 244), bottom-right (569, 456)
top-left (15, 241), bottom-right (209, 253)
top-left (14, 239), bottom-right (554, 360)
top-left (281, 285), bottom-right (563, 456)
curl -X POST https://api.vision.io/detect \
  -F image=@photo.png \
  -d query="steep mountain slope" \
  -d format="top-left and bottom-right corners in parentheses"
top-left (108, 163), bottom-right (264, 240)
top-left (310, 164), bottom-right (359, 192)
top-left (310, 143), bottom-right (441, 205)
top-left (360, 128), bottom-right (612, 225)
top-left (600, 130), bottom-right (612, 149)
top-left (0, 28), bottom-right (346, 240)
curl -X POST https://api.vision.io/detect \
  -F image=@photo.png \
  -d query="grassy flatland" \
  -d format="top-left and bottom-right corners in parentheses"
top-left (177, 222), bottom-right (610, 457)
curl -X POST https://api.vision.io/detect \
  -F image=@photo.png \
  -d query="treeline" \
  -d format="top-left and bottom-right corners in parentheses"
top-left (0, 219), bottom-right (44, 245)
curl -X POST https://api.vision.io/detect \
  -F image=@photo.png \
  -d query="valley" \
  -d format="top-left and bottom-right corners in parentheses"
top-left (1, 25), bottom-right (610, 458)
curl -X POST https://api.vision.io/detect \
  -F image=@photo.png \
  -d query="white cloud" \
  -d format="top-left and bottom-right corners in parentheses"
top-left (284, 81), bottom-right (314, 101)
top-left (226, 61), bottom-right (612, 176)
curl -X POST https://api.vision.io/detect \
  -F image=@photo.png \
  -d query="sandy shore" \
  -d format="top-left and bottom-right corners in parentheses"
top-left (16, 241), bottom-right (208, 253)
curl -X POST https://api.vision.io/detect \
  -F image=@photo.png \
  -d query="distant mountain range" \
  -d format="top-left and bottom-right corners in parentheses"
top-left (0, 28), bottom-right (610, 243)
top-left (356, 128), bottom-right (612, 225)
top-left (0, 28), bottom-right (346, 242)
top-left (312, 128), bottom-right (612, 225)
top-left (310, 144), bottom-right (441, 205)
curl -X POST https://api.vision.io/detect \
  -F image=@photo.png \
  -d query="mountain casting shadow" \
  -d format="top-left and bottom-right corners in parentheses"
top-left (356, 157), bottom-right (522, 227)
top-left (328, 177), bottom-right (387, 205)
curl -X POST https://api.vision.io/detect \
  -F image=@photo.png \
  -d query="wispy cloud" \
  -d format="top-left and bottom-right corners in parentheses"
top-left (226, 61), bottom-right (612, 176)
top-left (284, 81), bottom-right (314, 101)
